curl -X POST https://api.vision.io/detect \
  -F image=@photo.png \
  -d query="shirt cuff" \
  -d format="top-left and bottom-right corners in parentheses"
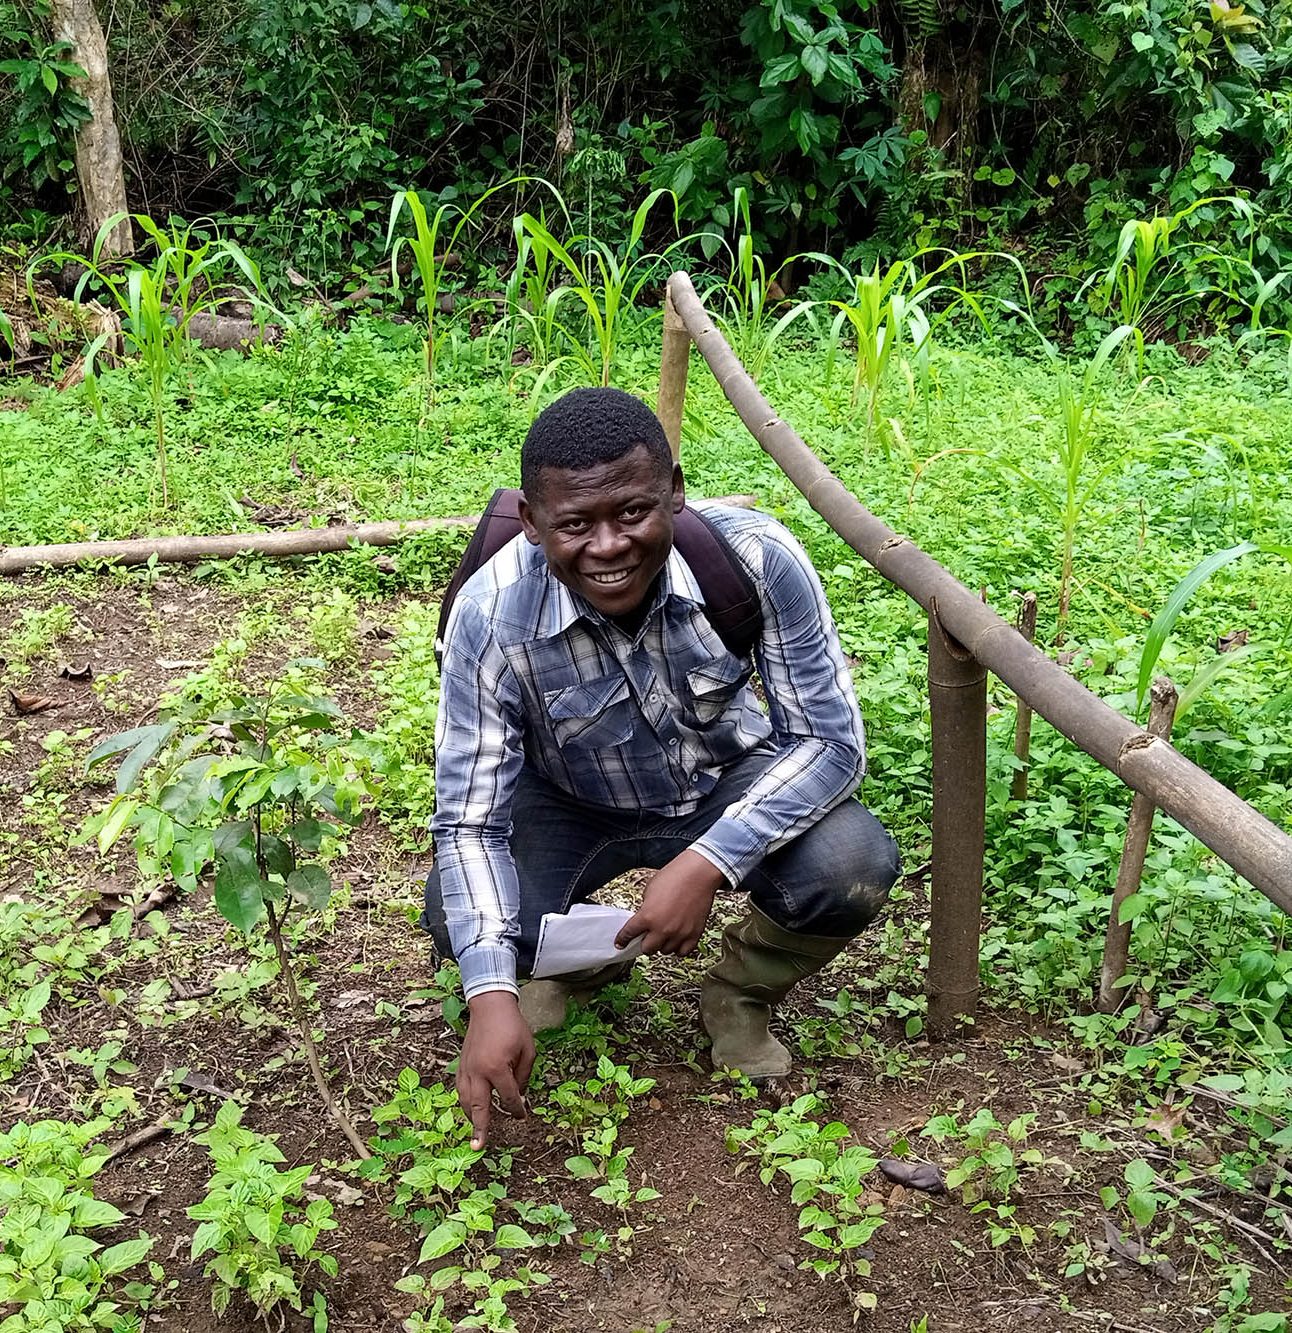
top-left (457, 942), bottom-right (520, 1002)
top-left (690, 816), bottom-right (767, 888)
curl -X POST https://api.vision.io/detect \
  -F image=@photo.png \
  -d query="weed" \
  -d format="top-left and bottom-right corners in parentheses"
top-left (188, 1101), bottom-right (337, 1320)
top-left (2, 601), bottom-right (76, 673)
top-left (0, 1116), bottom-right (157, 1332)
top-left (727, 1093), bottom-right (883, 1314)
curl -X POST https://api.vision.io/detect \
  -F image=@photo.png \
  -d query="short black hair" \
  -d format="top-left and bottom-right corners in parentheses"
top-left (520, 387), bottom-right (672, 498)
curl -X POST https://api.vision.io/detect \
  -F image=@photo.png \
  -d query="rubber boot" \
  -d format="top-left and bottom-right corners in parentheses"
top-left (700, 905), bottom-right (852, 1079)
top-left (518, 960), bottom-right (635, 1034)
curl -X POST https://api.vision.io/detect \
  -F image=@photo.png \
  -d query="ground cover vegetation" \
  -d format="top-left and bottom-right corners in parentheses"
top-left (0, 173), bottom-right (1290, 1328)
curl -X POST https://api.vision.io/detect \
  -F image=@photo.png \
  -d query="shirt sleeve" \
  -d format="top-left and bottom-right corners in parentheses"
top-left (430, 596), bottom-right (527, 1000)
top-left (689, 521), bottom-right (866, 886)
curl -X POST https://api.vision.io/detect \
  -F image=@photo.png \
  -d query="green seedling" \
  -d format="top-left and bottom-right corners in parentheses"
top-left (187, 1101), bottom-right (337, 1321)
top-left (727, 1093), bottom-right (883, 1314)
top-left (83, 670), bottom-right (377, 1157)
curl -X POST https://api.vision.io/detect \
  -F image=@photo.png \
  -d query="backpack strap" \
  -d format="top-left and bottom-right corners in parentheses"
top-left (672, 506), bottom-right (763, 661)
top-left (435, 489), bottom-right (763, 664)
top-left (435, 488), bottom-right (523, 661)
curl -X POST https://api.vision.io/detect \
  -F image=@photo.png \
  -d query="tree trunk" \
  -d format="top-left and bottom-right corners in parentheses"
top-left (49, 0), bottom-right (133, 258)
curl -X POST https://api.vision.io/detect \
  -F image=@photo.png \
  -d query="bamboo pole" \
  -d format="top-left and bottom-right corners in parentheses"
top-left (1, 495), bottom-right (761, 577)
top-left (657, 287), bottom-right (691, 460)
top-left (1011, 592), bottom-right (1039, 802)
top-left (665, 269), bottom-right (1292, 912)
top-left (927, 602), bottom-right (988, 1038)
top-left (1097, 677), bottom-right (1179, 1013)
top-left (0, 516), bottom-right (475, 575)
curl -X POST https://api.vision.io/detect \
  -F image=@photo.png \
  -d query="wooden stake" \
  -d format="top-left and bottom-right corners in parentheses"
top-left (657, 287), bottom-right (691, 460)
top-left (926, 601), bottom-right (988, 1039)
top-left (1097, 677), bottom-right (1178, 1013)
top-left (1011, 592), bottom-right (1039, 802)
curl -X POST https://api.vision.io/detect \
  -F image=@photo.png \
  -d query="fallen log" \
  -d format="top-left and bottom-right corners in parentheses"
top-left (184, 311), bottom-right (282, 351)
top-left (0, 495), bottom-right (758, 576)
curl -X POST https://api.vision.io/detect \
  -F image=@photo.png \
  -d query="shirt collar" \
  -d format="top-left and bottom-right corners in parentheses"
top-left (535, 543), bottom-right (705, 640)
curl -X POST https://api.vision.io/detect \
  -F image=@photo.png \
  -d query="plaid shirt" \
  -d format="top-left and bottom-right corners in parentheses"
top-left (431, 502), bottom-right (866, 1000)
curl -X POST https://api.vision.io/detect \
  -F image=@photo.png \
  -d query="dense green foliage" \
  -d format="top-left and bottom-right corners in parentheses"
top-left (7, 0), bottom-right (1292, 296)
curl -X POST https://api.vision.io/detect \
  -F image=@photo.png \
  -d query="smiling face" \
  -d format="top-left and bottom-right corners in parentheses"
top-left (518, 444), bottom-right (685, 618)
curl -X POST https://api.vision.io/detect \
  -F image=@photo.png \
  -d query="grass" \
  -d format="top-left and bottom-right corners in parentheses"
top-left (1, 298), bottom-right (1290, 1328)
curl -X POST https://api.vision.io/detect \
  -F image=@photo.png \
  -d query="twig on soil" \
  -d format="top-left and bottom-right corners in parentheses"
top-left (1051, 1310), bottom-right (1171, 1333)
top-left (1189, 1082), bottom-right (1288, 1127)
top-left (1156, 1177), bottom-right (1287, 1270)
top-left (168, 976), bottom-right (214, 1002)
top-left (103, 1121), bottom-right (172, 1164)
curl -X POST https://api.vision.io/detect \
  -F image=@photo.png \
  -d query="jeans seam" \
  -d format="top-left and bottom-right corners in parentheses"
top-left (562, 832), bottom-right (634, 911)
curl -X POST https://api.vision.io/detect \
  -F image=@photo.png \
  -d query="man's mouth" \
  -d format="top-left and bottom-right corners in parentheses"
top-left (585, 566), bottom-right (638, 587)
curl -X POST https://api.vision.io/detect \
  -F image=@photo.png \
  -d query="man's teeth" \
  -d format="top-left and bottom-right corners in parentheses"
top-left (589, 570), bottom-right (633, 584)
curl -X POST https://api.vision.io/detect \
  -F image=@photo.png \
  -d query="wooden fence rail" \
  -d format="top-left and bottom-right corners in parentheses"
top-left (662, 270), bottom-right (1292, 1028)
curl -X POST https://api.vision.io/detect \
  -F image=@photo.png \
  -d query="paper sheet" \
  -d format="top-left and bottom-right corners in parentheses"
top-left (531, 902), bottom-right (643, 979)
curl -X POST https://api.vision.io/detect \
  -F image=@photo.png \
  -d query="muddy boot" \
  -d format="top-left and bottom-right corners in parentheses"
top-left (700, 906), bottom-right (852, 1080)
top-left (518, 960), bottom-right (635, 1034)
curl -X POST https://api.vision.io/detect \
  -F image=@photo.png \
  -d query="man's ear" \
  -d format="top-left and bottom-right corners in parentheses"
top-left (670, 462), bottom-right (685, 514)
top-left (517, 493), bottom-right (542, 545)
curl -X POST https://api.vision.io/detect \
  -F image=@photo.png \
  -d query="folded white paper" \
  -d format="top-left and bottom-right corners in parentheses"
top-left (531, 902), bottom-right (643, 979)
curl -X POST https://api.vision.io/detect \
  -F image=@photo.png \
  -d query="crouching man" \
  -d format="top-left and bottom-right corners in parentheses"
top-left (423, 387), bottom-right (899, 1148)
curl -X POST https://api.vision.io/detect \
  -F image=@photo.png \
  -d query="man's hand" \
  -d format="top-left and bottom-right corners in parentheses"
top-left (456, 991), bottom-right (535, 1150)
top-left (614, 849), bottom-right (726, 957)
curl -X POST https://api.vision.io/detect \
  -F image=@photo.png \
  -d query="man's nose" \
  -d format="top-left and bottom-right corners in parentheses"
top-left (587, 521), bottom-right (631, 559)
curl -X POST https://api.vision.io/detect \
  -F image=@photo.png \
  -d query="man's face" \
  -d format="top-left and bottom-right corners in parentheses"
top-left (518, 444), bottom-right (685, 618)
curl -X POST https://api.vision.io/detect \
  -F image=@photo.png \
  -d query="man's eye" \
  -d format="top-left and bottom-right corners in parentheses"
top-left (620, 505), bottom-right (647, 520)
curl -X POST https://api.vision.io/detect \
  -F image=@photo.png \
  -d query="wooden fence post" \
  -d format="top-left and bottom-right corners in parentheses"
top-left (1011, 592), bottom-right (1039, 802)
top-left (1097, 677), bottom-right (1179, 1013)
top-left (657, 287), bottom-right (690, 460)
top-left (926, 600), bottom-right (988, 1039)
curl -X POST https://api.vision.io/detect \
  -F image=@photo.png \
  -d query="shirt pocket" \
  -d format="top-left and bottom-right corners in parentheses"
top-left (684, 654), bottom-right (752, 725)
top-left (545, 674), bottom-right (638, 750)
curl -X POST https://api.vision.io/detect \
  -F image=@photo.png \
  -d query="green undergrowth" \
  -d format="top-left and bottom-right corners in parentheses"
top-left (3, 317), bottom-right (1292, 1168)
top-left (5, 322), bottom-right (1292, 1050)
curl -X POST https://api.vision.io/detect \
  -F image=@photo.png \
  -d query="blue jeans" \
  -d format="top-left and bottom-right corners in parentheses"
top-left (421, 748), bottom-right (900, 977)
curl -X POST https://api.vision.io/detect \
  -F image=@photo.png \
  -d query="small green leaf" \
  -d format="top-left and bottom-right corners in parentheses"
top-left (418, 1219), bottom-right (467, 1262)
top-left (565, 1155), bottom-right (598, 1179)
top-left (1117, 892), bottom-right (1151, 925)
top-left (494, 1224), bottom-right (536, 1248)
top-left (97, 795), bottom-right (140, 853)
top-left (245, 1207), bottom-right (275, 1244)
top-left (98, 1236), bottom-right (152, 1275)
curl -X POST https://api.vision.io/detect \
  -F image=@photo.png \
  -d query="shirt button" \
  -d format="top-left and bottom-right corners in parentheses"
top-left (668, 737), bottom-right (679, 747)
top-left (690, 773), bottom-right (700, 784)
top-left (649, 693), bottom-right (660, 703)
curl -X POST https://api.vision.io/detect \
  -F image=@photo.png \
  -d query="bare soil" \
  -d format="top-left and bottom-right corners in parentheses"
top-left (1, 569), bottom-right (1287, 1333)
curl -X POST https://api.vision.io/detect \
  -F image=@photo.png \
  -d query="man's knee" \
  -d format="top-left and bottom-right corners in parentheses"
top-left (762, 799), bottom-right (900, 937)
top-left (824, 823), bottom-right (899, 934)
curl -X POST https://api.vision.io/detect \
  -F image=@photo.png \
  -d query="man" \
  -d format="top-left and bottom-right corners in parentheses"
top-left (423, 387), bottom-right (899, 1149)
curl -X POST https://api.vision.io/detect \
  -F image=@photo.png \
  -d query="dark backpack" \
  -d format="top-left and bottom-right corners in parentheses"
top-left (435, 488), bottom-right (762, 665)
